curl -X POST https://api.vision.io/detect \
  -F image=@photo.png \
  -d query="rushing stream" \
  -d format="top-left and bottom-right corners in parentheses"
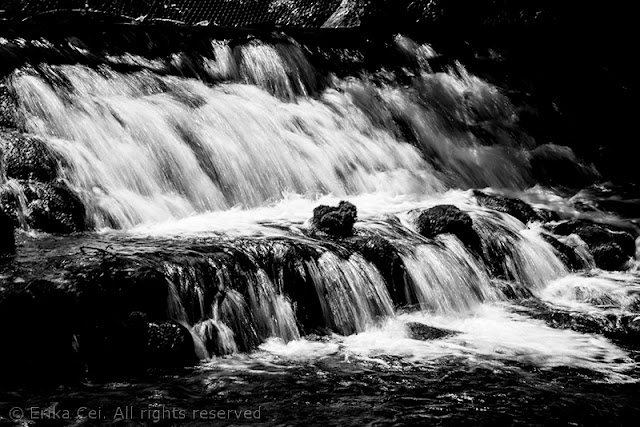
top-left (1, 26), bottom-right (639, 426)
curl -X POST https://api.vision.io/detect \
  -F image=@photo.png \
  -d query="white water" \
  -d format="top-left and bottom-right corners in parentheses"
top-left (208, 304), bottom-right (635, 382)
top-left (3, 36), bottom-right (638, 377)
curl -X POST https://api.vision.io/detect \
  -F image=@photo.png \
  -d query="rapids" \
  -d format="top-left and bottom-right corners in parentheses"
top-left (1, 26), bottom-right (639, 426)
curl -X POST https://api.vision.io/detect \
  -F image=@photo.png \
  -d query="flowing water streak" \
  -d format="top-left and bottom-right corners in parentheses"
top-left (306, 252), bottom-right (395, 335)
top-left (11, 64), bottom-right (441, 228)
top-left (399, 235), bottom-right (495, 313)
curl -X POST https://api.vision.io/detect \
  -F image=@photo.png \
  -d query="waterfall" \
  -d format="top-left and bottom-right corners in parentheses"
top-left (0, 33), bottom-right (613, 360)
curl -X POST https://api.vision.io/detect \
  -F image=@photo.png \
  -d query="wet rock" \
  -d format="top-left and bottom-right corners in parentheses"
top-left (243, 239), bottom-right (326, 335)
top-left (415, 204), bottom-right (480, 252)
top-left (1, 180), bottom-right (86, 233)
top-left (517, 299), bottom-right (640, 348)
top-left (312, 200), bottom-right (357, 237)
top-left (406, 322), bottom-right (458, 340)
top-left (536, 208), bottom-right (561, 223)
top-left (348, 235), bottom-right (415, 306)
top-left (548, 219), bottom-right (635, 270)
top-left (0, 130), bottom-right (58, 181)
top-left (473, 190), bottom-right (540, 224)
top-left (541, 233), bottom-right (583, 271)
top-left (0, 85), bottom-right (19, 128)
top-left (124, 312), bottom-right (197, 368)
top-left (590, 243), bottom-right (629, 271)
top-left (0, 208), bottom-right (15, 256)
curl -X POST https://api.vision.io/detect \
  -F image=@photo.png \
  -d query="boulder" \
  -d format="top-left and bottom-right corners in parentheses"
top-left (0, 85), bottom-right (19, 128)
top-left (1, 180), bottom-right (86, 233)
top-left (406, 322), bottom-right (458, 340)
top-left (0, 130), bottom-right (58, 181)
top-left (548, 219), bottom-right (635, 270)
top-left (312, 200), bottom-right (357, 237)
top-left (124, 312), bottom-right (198, 368)
top-left (590, 243), bottom-right (629, 272)
top-left (473, 190), bottom-right (540, 224)
top-left (415, 204), bottom-right (480, 252)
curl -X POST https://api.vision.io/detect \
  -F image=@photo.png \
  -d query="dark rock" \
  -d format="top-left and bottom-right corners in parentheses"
top-left (529, 144), bottom-right (599, 188)
top-left (415, 204), bottom-right (480, 252)
top-left (407, 322), bottom-right (458, 340)
top-left (590, 243), bottom-right (629, 271)
top-left (541, 233), bottom-right (584, 271)
top-left (348, 235), bottom-right (415, 306)
top-left (147, 321), bottom-right (198, 365)
top-left (548, 219), bottom-right (635, 270)
top-left (536, 208), bottom-right (561, 223)
top-left (1, 180), bottom-right (86, 233)
top-left (242, 239), bottom-right (326, 335)
top-left (0, 130), bottom-right (58, 181)
top-left (0, 208), bottom-right (15, 256)
top-left (312, 201), bottom-right (357, 237)
top-left (516, 299), bottom-right (640, 349)
top-left (125, 314), bottom-right (198, 368)
top-left (550, 220), bottom-right (636, 253)
top-left (0, 84), bottom-right (19, 128)
top-left (473, 190), bottom-right (540, 224)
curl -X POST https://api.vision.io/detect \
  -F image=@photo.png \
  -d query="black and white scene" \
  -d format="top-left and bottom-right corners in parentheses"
top-left (0, 1), bottom-right (638, 426)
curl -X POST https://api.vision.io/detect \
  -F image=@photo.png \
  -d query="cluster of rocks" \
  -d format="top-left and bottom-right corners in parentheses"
top-left (1, 87), bottom-right (86, 254)
top-left (312, 194), bottom-right (637, 274)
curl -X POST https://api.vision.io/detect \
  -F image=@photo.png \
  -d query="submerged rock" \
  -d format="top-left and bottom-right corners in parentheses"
top-left (517, 299), bottom-right (640, 348)
top-left (548, 220), bottom-right (635, 270)
top-left (0, 208), bottom-right (15, 256)
top-left (473, 190), bottom-right (540, 224)
top-left (406, 322), bottom-right (458, 340)
top-left (0, 130), bottom-right (58, 181)
top-left (415, 204), bottom-right (480, 252)
top-left (1, 180), bottom-right (86, 233)
top-left (312, 200), bottom-right (357, 237)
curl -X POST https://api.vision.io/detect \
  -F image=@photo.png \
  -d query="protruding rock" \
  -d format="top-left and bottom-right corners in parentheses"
top-left (312, 201), bottom-right (357, 237)
top-left (124, 312), bottom-right (197, 368)
top-left (0, 130), bottom-right (58, 181)
top-left (0, 85), bottom-right (19, 128)
top-left (548, 219), bottom-right (635, 270)
top-left (473, 190), bottom-right (540, 224)
top-left (348, 235), bottom-right (414, 306)
top-left (415, 204), bottom-right (480, 252)
top-left (1, 180), bottom-right (86, 233)
top-left (407, 322), bottom-right (458, 340)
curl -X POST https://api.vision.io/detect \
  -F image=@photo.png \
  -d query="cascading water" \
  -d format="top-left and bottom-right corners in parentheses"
top-left (1, 25), bottom-right (639, 425)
